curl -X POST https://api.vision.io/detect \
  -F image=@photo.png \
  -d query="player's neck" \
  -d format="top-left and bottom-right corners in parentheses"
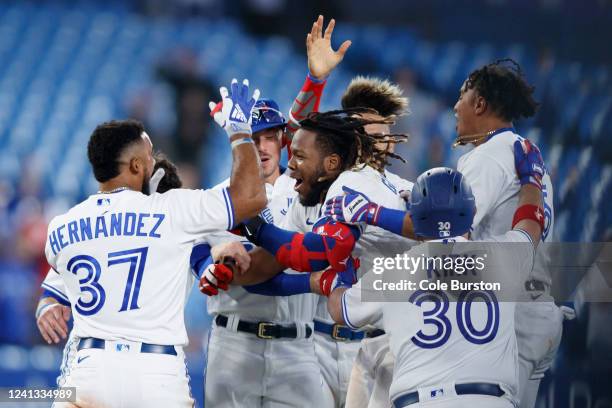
top-left (473, 118), bottom-right (513, 146)
top-left (98, 176), bottom-right (139, 194)
top-left (265, 168), bottom-right (281, 186)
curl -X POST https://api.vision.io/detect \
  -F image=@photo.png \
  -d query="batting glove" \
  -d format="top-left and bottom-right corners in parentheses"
top-left (148, 168), bottom-right (165, 194)
top-left (199, 259), bottom-right (235, 296)
top-left (514, 139), bottom-right (545, 190)
top-left (319, 257), bottom-right (360, 297)
top-left (209, 78), bottom-right (260, 138)
top-left (324, 186), bottom-right (381, 226)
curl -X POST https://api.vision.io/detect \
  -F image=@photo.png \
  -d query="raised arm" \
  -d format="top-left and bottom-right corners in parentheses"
top-left (286, 16), bottom-right (351, 141)
top-left (209, 78), bottom-right (267, 223)
top-left (511, 139), bottom-right (546, 245)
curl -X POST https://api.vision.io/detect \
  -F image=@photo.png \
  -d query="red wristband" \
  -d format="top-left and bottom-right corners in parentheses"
top-left (512, 204), bottom-right (545, 231)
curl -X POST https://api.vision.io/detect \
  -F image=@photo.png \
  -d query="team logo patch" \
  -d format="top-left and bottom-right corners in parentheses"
top-left (430, 388), bottom-right (444, 398)
top-left (116, 344), bottom-right (130, 352)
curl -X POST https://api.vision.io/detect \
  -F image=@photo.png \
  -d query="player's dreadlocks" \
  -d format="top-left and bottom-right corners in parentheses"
top-left (465, 58), bottom-right (539, 122)
top-left (299, 108), bottom-right (408, 172)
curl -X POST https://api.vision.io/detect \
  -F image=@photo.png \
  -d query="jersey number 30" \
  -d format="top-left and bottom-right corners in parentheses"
top-left (409, 290), bottom-right (500, 348)
top-left (67, 247), bottom-right (148, 316)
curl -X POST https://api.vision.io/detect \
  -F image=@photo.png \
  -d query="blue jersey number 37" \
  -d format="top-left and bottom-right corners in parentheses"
top-left (67, 247), bottom-right (148, 316)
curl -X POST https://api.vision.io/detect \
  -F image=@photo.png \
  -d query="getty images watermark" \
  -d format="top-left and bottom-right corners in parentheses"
top-left (370, 252), bottom-right (501, 292)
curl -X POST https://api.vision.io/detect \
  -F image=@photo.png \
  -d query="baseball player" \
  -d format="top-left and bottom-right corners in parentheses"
top-left (324, 139), bottom-right (548, 407)
top-left (45, 79), bottom-right (267, 407)
top-left (217, 75), bottom-right (414, 408)
top-left (207, 108), bottom-right (413, 407)
top-left (326, 60), bottom-right (567, 408)
top-left (36, 155), bottom-right (185, 387)
top-left (197, 16), bottom-right (351, 407)
top-left (339, 76), bottom-right (413, 408)
top-left (197, 97), bottom-right (324, 408)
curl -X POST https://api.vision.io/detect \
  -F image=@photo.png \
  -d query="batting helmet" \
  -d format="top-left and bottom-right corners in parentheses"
top-left (252, 98), bottom-right (286, 134)
top-left (409, 167), bottom-right (476, 239)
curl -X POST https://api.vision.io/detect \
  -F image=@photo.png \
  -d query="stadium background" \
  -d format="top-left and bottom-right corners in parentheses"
top-left (0, 0), bottom-right (610, 406)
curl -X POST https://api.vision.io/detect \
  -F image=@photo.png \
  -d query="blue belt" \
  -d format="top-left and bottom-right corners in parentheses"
top-left (314, 320), bottom-right (364, 341)
top-left (313, 320), bottom-right (385, 342)
top-left (77, 337), bottom-right (177, 356)
top-left (393, 382), bottom-right (505, 407)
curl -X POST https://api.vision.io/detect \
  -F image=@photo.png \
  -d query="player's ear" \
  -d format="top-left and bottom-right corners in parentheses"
top-left (474, 95), bottom-right (487, 116)
top-left (129, 156), bottom-right (142, 175)
top-left (323, 153), bottom-right (341, 174)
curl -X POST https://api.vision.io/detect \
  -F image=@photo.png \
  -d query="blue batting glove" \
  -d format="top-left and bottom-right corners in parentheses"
top-left (514, 139), bottom-right (545, 189)
top-left (324, 186), bottom-right (381, 225)
top-left (208, 78), bottom-right (260, 138)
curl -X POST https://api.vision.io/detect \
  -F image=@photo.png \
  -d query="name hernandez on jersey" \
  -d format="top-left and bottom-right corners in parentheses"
top-left (457, 129), bottom-right (554, 284)
top-left (342, 231), bottom-right (531, 404)
top-left (44, 187), bottom-right (234, 346)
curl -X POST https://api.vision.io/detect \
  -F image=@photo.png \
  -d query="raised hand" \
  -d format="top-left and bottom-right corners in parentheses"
top-left (307, 15), bottom-right (352, 80)
top-left (209, 78), bottom-right (260, 138)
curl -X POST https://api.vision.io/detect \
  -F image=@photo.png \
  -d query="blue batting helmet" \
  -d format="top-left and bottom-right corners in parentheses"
top-left (409, 167), bottom-right (476, 239)
top-left (251, 98), bottom-right (287, 134)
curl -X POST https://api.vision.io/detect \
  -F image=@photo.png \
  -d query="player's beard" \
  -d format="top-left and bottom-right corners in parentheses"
top-left (299, 169), bottom-right (334, 207)
top-left (141, 174), bottom-right (151, 195)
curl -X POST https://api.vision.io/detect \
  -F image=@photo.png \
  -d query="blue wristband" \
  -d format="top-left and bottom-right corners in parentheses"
top-left (244, 273), bottom-right (311, 296)
top-left (375, 207), bottom-right (406, 236)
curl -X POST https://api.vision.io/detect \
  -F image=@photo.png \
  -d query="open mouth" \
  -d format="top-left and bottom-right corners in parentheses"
top-left (293, 178), bottom-right (304, 192)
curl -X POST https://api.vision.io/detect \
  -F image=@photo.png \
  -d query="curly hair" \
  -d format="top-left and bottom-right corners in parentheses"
top-left (465, 59), bottom-right (539, 122)
top-left (341, 76), bottom-right (410, 117)
top-left (299, 108), bottom-right (408, 171)
top-left (153, 153), bottom-right (182, 193)
top-left (87, 119), bottom-right (145, 182)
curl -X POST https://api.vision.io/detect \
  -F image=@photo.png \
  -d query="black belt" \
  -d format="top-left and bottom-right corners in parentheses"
top-left (215, 315), bottom-right (312, 339)
top-left (314, 320), bottom-right (385, 341)
top-left (393, 382), bottom-right (504, 407)
top-left (77, 337), bottom-right (177, 356)
top-left (525, 279), bottom-right (546, 292)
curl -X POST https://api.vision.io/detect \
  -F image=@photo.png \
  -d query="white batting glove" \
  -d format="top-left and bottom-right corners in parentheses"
top-left (208, 78), bottom-right (260, 138)
top-left (148, 168), bottom-right (165, 194)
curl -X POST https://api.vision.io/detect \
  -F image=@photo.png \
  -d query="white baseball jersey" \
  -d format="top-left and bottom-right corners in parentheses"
top-left (315, 165), bottom-right (416, 323)
top-left (343, 232), bottom-right (531, 405)
top-left (41, 268), bottom-right (69, 305)
top-left (385, 169), bottom-right (414, 195)
top-left (205, 172), bottom-right (318, 323)
top-left (457, 129), bottom-right (554, 284)
top-left (45, 187), bottom-right (234, 346)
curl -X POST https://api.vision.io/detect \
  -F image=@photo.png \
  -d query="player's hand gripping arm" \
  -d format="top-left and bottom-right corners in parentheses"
top-left (324, 186), bottom-right (417, 239)
top-left (511, 139), bottom-right (546, 246)
top-left (209, 78), bottom-right (267, 223)
top-left (286, 15), bottom-right (351, 140)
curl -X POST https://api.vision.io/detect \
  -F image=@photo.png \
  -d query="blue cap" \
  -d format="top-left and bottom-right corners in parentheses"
top-left (251, 98), bottom-right (287, 134)
top-left (409, 167), bottom-right (476, 238)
